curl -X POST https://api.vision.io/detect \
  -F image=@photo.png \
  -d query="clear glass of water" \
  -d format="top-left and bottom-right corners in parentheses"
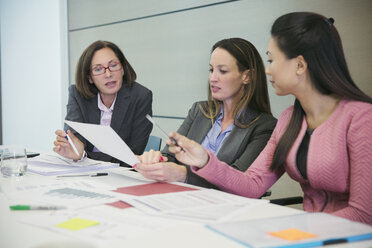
top-left (0, 146), bottom-right (28, 177)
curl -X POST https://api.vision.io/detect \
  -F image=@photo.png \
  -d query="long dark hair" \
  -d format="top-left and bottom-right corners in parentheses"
top-left (75, 40), bottom-right (137, 99)
top-left (202, 38), bottom-right (272, 128)
top-left (270, 12), bottom-right (372, 171)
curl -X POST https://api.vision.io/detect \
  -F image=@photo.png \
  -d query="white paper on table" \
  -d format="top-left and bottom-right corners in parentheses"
top-left (120, 188), bottom-right (268, 222)
top-left (65, 120), bottom-right (139, 166)
top-left (2, 179), bottom-right (120, 210)
top-left (20, 207), bottom-right (178, 243)
top-left (27, 153), bottom-right (119, 176)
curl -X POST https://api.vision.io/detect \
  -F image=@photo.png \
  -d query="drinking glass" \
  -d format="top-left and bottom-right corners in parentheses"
top-left (0, 146), bottom-right (28, 177)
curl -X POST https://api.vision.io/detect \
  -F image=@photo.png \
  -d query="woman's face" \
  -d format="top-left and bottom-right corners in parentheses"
top-left (265, 37), bottom-right (299, 96)
top-left (209, 47), bottom-right (248, 106)
top-left (90, 47), bottom-right (124, 99)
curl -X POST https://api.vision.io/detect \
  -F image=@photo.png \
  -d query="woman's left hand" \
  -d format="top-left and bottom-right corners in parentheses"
top-left (134, 162), bottom-right (187, 183)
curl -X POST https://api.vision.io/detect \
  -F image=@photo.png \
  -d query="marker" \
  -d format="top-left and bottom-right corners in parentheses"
top-left (10, 205), bottom-right (66, 210)
top-left (145, 114), bottom-right (185, 152)
top-left (65, 131), bottom-right (80, 157)
top-left (56, 173), bottom-right (108, 178)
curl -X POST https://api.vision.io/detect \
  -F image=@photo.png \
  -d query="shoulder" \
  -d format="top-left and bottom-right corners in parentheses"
top-left (129, 81), bottom-right (152, 95)
top-left (339, 99), bottom-right (372, 116)
top-left (189, 101), bottom-right (207, 113)
top-left (68, 84), bottom-right (78, 94)
top-left (337, 99), bottom-right (372, 131)
top-left (255, 112), bottom-right (277, 129)
top-left (68, 84), bottom-right (85, 100)
top-left (277, 106), bottom-right (294, 122)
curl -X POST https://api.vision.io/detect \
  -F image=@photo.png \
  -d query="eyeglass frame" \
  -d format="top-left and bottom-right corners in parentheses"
top-left (90, 62), bottom-right (123, 76)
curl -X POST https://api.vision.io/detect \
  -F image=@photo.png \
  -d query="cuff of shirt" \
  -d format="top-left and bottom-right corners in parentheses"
top-left (74, 150), bottom-right (87, 162)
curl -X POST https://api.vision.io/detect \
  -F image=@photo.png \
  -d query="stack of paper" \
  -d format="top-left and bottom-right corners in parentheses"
top-left (28, 153), bottom-right (119, 176)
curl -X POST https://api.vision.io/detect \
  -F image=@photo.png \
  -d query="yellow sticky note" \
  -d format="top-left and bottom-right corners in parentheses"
top-left (269, 228), bottom-right (318, 241)
top-left (56, 217), bottom-right (99, 231)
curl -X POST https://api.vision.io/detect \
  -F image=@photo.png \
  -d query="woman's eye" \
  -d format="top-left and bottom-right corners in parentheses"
top-left (220, 70), bottom-right (227, 74)
top-left (267, 59), bottom-right (273, 64)
top-left (94, 67), bottom-right (103, 72)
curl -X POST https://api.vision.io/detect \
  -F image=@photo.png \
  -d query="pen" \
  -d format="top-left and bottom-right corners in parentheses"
top-left (65, 131), bottom-right (80, 157)
top-left (10, 205), bottom-right (67, 210)
top-left (56, 173), bottom-right (108, 178)
top-left (145, 114), bottom-right (185, 152)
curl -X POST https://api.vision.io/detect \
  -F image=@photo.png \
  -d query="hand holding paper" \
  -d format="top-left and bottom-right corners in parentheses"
top-left (64, 120), bottom-right (139, 166)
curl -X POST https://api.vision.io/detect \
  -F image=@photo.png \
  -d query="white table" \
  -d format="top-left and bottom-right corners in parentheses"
top-left (0, 167), bottom-right (371, 248)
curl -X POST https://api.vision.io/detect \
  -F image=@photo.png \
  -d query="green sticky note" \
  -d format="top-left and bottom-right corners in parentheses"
top-left (56, 217), bottom-right (99, 231)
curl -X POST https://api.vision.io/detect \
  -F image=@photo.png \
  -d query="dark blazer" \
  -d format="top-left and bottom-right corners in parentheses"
top-left (162, 101), bottom-right (277, 188)
top-left (64, 83), bottom-right (153, 166)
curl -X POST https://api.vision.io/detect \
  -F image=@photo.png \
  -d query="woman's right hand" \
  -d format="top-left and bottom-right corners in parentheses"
top-left (53, 129), bottom-right (84, 161)
top-left (167, 132), bottom-right (209, 168)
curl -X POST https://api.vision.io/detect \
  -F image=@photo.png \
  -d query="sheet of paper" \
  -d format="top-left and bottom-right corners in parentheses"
top-left (117, 188), bottom-right (267, 222)
top-left (65, 120), bottom-right (139, 166)
top-left (28, 153), bottom-right (119, 176)
top-left (20, 207), bottom-right (178, 244)
top-left (2, 179), bottom-right (120, 210)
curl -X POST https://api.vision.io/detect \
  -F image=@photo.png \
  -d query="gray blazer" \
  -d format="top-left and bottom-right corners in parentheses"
top-left (162, 101), bottom-right (277, 188)
top-left (65, 83), bottom-right (153, 166)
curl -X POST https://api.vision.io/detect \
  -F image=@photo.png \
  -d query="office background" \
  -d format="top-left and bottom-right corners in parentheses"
top-left (1, 0), bottom-right (371, 200)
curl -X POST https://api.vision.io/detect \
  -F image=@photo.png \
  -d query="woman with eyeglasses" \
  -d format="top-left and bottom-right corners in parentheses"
top-left (151, 12), bottom-right (372, 224)
top-left (53, 40), bottom-right (152, 165)
top-left (135, 38), bottom-right (276, 189)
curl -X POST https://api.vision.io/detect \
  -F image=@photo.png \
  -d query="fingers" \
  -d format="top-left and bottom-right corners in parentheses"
top-left (134, 163), bottom-right (168, 182)
top-left (55, 129), bottom-right (66, 137)
top-left (138, 150), bottom-right (164, 164)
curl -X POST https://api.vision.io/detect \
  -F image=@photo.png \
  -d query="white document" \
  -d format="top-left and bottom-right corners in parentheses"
top-left (28, 153), bottom-right (119, 176)
top-left (121, 189), bottom-right (268, 222)
top-left (2, 179), bottom-right (119, 210)
top-left (20, 207), bottom-right (177, 244)
top-left (65, 120), bottom-right (139, 166)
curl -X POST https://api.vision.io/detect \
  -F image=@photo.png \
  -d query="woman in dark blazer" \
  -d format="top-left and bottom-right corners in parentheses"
top-left (53, 40), bottom-right (152, 165)
top-left (135, 38), bottom-right (276, 188)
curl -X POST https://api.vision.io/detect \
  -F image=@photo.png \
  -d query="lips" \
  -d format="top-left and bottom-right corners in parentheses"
top-left (105, 81), bottom-right (116, 87)
top-left (211, 85), bottom-right (220, 93)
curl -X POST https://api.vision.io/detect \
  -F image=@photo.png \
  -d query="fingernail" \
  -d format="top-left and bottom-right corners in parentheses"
top-left (159, 156), bottom-right (164, 162)
top-left (133, 164), bottom-right (138, 168)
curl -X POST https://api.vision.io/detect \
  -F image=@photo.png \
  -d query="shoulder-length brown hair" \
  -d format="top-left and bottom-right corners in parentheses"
top-left (201, 38), bottom-right (272, 128)
top-left (75, 40), bottom-right (137, 99)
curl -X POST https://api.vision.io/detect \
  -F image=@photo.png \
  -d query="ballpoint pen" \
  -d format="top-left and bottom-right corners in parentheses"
top-left (65, 131), bottom-right (80, 157)
top-left (56, 173), bottom-right (109, 178)
top-left (10, 205), bottom-right (67, 210)
top-left (145, 114), bottom-right (185, 152)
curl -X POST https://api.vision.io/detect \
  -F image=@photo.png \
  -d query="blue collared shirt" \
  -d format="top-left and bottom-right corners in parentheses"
top-left (201, 107), bottom-right (234, 155)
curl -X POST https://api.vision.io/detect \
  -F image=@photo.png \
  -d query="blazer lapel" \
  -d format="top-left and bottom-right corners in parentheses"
top-left (111, 86), bottom-right (130, 132)
top-left (217, 126), bottom-right (247, 164)
top-left (87, 96), bottom-right (100, 124)
top-left (217, 108), bottom-right (259, 164)
top-left (189, 116), bottom-right (212, 144)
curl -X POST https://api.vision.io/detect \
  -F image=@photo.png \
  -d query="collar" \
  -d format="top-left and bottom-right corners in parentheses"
top-left (97, 93), bottom-right (117, 112)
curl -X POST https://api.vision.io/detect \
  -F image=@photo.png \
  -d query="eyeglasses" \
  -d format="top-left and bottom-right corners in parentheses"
top-left (91, 62), bottom-right (122, 76)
